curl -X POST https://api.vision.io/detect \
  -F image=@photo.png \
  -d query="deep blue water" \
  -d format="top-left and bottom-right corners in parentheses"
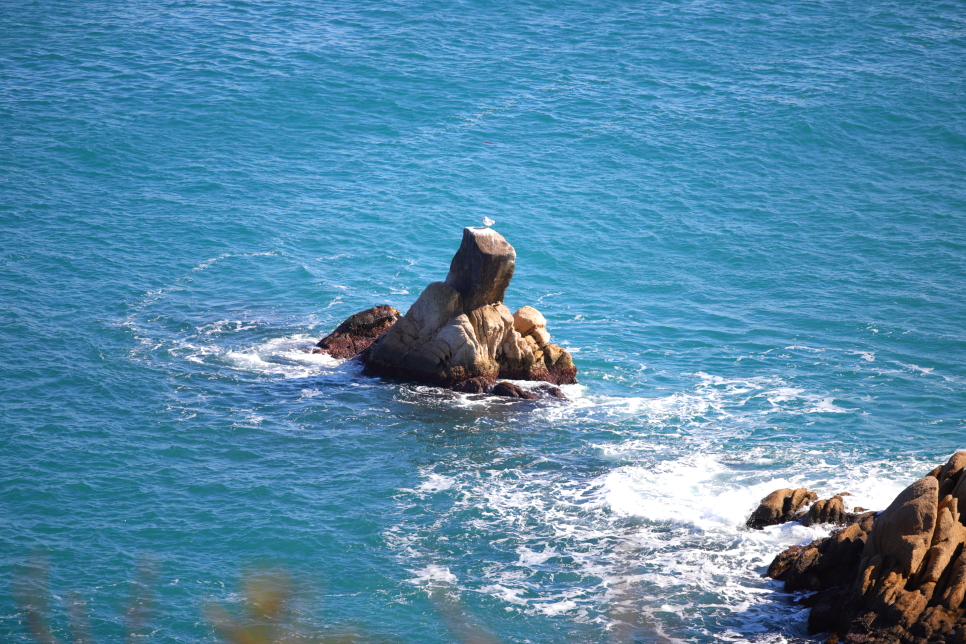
top-left (2, 1), bottom-right (965, 642)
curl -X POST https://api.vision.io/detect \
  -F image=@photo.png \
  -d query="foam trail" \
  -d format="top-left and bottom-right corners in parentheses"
top-left (388, 433), bottom-right (933, 641)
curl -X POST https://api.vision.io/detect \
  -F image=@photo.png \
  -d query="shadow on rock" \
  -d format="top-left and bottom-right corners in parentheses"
top-left (754, 451), bottom-right (966, 644)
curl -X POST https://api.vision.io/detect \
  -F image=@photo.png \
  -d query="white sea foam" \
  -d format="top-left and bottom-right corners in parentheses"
top-left (399, 472), bottom-right (456, 496)
top-left (407, 564), bottom-right (458, 587)
top-left (896, 362), bottom-right (935, 375)
top-left (221, 335), bottom-right (344, 379)
top-left (132, 321), bottom-right (347, 380)
top-left (479, 583), bottom-right (529, 605)
top-left (388, 440), bottom-right (929, 640)
top-left (196, 319), bottom-right (260, 335)
top-left (117, 285), bottom-right (929, 642)
top-left (595, 458), bottom-right (779, 529)
top-left (532, 371), bottom-right (854, 428)
top-left (192, 251), bottom-right (281, 272)
top-left (805, 397), bottom-right (853, 413)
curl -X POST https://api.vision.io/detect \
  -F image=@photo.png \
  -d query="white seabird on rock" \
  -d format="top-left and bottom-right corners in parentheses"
top-left (482, 217), bottom-right (495, 227)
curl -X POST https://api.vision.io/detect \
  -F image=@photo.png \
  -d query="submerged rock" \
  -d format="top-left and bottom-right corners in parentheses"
top-left (451, 379), bottom-right (566, 399)
top-left (313, 305), bottom-right (400, 359)
top-left (451, 377), bottom-right (492, 394)
top-left (355, 227), bottom-right (577, 390)
top-left (490, 381), bottom-right (538, 400)
top-left (532, 383), bottom-right (566, 399)
top-left (763, 451), bottom-right (966, 644)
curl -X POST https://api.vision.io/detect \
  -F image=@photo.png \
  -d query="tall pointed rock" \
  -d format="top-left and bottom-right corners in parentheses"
top-left (308, 227), bottom-right (578, 390)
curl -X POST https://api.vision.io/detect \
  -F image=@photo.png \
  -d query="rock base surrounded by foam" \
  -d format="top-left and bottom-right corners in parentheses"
top-left (763, 451), bottom-right (966, 644)
top-left (315, 227), bottom-right (577, 394)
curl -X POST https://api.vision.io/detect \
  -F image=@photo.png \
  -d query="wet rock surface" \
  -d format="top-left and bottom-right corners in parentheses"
top-left (777, 512), bottom-right (877, 593)
top-left (451, 377), bottom-right (492, 394)
top-left (761, 451), bottom-right (966, 644)
top-left (452, 379), bottom-right (566, 400)
top-left (747, 487), bottom-right (819, 529)
top-left (490, 381), bottom-right (538, 400)
top-left (531, 383), bottom-right (566, 399)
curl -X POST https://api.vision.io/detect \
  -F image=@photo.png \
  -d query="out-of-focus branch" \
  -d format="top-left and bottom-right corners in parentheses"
top-left (425, 584), bottom-right (503, 644)
top-left (15, 560), bottom-right (527, 644)
top-left (65, 592), bottom-right (92, 644)
top-left (14, 553), bottom-right (67, 644)
top-left (205, 567), bottom-right (358, 644)
top-left (205, 568), bottom-right (294, 644)
top-left (605, 576), bottom-right (674, 644)
top-left (124, 555), bottom-right (158, 643)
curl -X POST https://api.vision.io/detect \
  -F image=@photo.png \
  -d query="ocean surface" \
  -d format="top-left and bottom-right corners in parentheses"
top-left (2, 1), bottom-right (965, 642)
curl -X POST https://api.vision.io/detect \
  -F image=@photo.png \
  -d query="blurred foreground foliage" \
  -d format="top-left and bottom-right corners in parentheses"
top-left (14, 555), bottom-right (657, 643)
top-left (12, 554), bottom-right (505, 644)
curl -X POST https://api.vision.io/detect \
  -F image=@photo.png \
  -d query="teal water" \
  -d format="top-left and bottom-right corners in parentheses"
top-left (2, 1), bottom-right (965, 641)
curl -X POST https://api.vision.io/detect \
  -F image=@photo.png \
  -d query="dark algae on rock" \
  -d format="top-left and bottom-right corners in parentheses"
top-left (313, 304), bottom-right (400, 359)
top-left (760, 452), bottom-right (966, 644)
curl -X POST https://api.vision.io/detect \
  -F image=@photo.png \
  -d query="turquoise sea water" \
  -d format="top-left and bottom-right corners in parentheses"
top-left (2, 1), bottom-right (965, 641)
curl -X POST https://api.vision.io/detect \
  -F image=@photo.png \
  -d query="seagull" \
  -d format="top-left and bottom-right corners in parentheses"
top-left (482, 217), bottom-right (495, 227)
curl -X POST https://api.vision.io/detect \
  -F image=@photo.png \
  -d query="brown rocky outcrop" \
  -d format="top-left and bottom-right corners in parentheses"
top-left (780, 512), bottom-right (877, 593)
top-left (451, 377), bottom-right (492, 394)
top-left (506, 306), bottom-right (578, 385)
top-left (443, 226), bottom-right (517, 312)
top-left (313, 228), bottom-right (577, 393)
top-left (358, 227), bottom-right (577, 390)
top-left (747, 488), bottom-right (818, 529)
top-left (803, 494), bottom-right (855, 528)
top-left (747, 487), bottom-right (861, 531)
top-left (763, 451), bottom-right (966, 644)
top-left (452, 380), bottom-right (565, 399)
top-left (313, 305), bottom-right (400, 359)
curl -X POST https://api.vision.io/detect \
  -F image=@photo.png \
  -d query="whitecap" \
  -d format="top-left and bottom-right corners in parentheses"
top-left (216, 334), bottom-right (346, 379)
top-left (407, 565), bottom-right (458, 587)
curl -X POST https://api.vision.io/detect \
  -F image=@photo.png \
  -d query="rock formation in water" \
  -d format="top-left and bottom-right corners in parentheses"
top-left (314, 227), bottom-right (577, 394)
top-left (762, 451), bottom-right (966, 644)
top-left (490, 381), bottom-right (539, 400)
top-left (313, 304), bottom-right (401, 359)
top-left (747, 488), bottom-right (862, 530)
top-left (802, 494), bottom-right (858, 528)
top-left (747, 488), bottom-right (819, 529)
